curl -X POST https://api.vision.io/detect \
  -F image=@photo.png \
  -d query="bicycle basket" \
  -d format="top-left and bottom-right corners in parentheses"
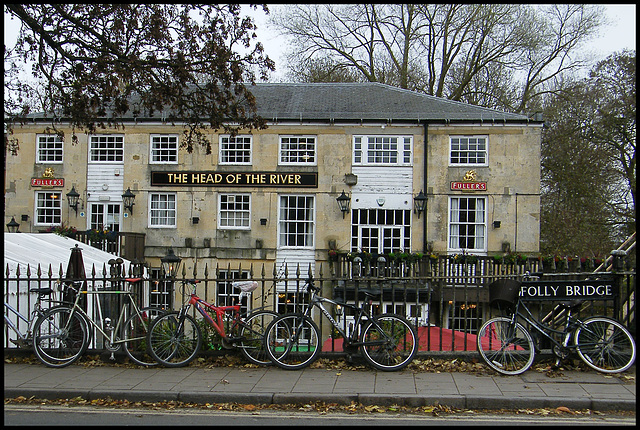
top-left (232, 280), bottom-right (258, 293)
top-left (489, 279), bottom-right (522, 310)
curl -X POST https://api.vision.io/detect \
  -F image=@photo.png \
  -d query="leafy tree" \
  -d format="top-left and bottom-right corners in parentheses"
top-left (269, 4), bottom-right (603, 113)
top-left (286, 57), bottom-right (364, 83)
top-left (586, 51), bottom-right (636, 231)
top-left (4, 4), bottom-right (275, 154)
top-left (540, 51), bottom-right (636, 256)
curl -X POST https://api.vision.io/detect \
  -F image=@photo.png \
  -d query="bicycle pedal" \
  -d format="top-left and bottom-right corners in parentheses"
top-left (10, 339), bottom-right (28, 348)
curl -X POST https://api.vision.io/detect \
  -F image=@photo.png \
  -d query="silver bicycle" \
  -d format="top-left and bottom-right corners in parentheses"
top-left (6, 282), bottom-right (90, 367)
top-left (32, 278), bottom-right (165, 368)
top-left (4, 286), bottom-right (60, 349)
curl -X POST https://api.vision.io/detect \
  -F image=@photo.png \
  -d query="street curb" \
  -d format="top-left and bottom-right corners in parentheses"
top-left (5, 388), bottom-right (636, 412)
top-left (179, 392), bottom-right (274, 405)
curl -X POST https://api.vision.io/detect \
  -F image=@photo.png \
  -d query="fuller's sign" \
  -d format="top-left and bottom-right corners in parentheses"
top-left (31, 178), bottom-right (64, 187)
top-left (450, 181), bottom-right (486, 191)
top-left (451, 169), bottom-right (486, 191)
top-left (151, 171), bottom-right (318, 188)
top-left (519, 279), bottom-right (618, 301)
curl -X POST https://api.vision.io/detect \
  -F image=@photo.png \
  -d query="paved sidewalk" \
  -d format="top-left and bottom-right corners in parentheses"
top-left (3, 363), bottom-right (635, 412)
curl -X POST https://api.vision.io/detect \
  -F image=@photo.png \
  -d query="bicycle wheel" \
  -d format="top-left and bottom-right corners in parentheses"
top-left (477, 317), bottom-right (535, 375)
top-left (361, 313), bottom-right (418, 371)
top-left (238, 310), bottom-right (279, 366)
top-left (264, 314), bottom-right (321, 370)
top-left (123, 307), bottom-right (167, 367)
top-left (147, 311), bottom-right (202, 367)
top-left (574, 317), bottom-right (636, 373)
top-left (32, 306), bottom-right (89, 368)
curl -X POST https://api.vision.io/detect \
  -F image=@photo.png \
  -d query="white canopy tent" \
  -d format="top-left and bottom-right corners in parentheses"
top-left (4, 233), bottom-right (148, 341)
top-left (4, 233), bottom-right (134, 279)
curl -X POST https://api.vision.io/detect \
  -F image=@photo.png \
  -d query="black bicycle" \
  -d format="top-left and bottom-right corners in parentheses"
top-left (263, 277), bottom-right (418, 371)
top-left (477, 272), bottom-right (636, 375)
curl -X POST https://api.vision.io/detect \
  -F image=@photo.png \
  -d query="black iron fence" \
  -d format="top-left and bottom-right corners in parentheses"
top-left (4, 255), bottom-right (635, 354)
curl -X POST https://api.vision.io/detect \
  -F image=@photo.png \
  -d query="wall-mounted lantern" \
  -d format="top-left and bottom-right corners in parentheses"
top-left (336, 190), bottom-right (351, 219)
top-left (6, 216), bottom-right (20, 233)
top-left (122, 187), bottom-right (136, 215)
top-left (413, 190), bottom-right (428, 218)
top-left (66, 186), bottom-right (81, 215)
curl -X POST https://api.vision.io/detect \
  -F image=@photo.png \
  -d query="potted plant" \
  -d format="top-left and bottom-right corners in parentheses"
top-left (46, 223), bottom-right (77, 238)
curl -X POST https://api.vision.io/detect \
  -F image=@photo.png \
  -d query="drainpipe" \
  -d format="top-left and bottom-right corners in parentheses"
top-left (422, 122), bottom-right (429, 252)
top-left (514, 193), bottom-right (519, 253)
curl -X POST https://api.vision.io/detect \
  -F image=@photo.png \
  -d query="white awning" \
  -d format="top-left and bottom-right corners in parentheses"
top-left (4, 233), bottom-right (136, 278)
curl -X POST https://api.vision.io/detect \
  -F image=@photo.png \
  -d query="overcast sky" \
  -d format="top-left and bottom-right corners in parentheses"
top-left (5, 4), bottom-right (636, 82)
top-left (255, 4), bottom-right (636, 80)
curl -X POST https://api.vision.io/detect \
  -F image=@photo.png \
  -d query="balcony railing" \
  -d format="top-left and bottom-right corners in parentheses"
top-left (71, 231), bottom-right (145, 262)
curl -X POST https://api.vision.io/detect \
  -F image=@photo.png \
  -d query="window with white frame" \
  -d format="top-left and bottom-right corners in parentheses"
top-left (279, 135), bottom-right (316, 165)
top-left (35, 191), bottom-right (62, 225)
top-left (90, 203), bottom-right (121, 232)
top-left (220, 135), bottom-right (252, 164)
top-left (448, 196), bottom-right (486, 252)
top-left (89, 135), bottom-right (124, 163)
top-left (36, 134), bottom-right (63, 163)
top-left (449, 136), bottom-right (487, 165)
top-left (149, 193), bottom-right (177, 227)
top-left (150, 134), bottom-right (178, 163)
top-left (351, 209), bottom-right (411, 254)
top-left (219, 193), bottom-right (251, 229)
top-left (278, 195), bottom-right (315, 248)
top-left (353, 136), bottom-right (412, 166)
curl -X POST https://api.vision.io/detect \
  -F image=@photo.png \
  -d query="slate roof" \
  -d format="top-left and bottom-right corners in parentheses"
top-left (23, 82), bottom-right (534, 124)
top-left (248, 82), bottom-right (530, 123)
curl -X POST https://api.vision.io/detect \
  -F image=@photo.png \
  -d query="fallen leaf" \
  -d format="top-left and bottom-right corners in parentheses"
top-left (556, 406), bottom-right (574, 414)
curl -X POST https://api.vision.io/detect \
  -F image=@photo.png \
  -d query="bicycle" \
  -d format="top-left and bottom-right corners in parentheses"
top-left (4, 285), bottom-right (63, 349)
top-left (31, 278), bottom-right (166, 368)
top-left (146, 279), bottom-right (279, 367)
top-left (263, 277), bottom-right (418, 371)
top-left (477, 272), bottom-right (636, 375)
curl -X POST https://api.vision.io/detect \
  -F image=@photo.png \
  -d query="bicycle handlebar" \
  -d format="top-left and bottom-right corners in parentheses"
top-left (305, 278), bottom-right (320, 293)
top-left (181, 279), bottom-right (200, 285)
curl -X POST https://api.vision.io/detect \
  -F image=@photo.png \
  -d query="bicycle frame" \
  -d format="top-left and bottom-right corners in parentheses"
top-left (4, 301), bottom-right (32, 344)
top-left (180, 281), bottom-right (249, 340)
top-left (4, 288), bottom-right (60, 347)
top-left (302, 282), bottom-right (392, 348)
top-left (508, 299), bottom-right (580, 353)
top-left (65, 280), bottom-right (148, 350)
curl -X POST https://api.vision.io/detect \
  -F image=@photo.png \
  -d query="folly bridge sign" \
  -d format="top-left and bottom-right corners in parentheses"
top-left (520, 278), bottom-right (617, 301)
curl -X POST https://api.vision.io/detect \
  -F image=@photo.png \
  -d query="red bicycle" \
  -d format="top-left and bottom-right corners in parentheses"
top-left (147, 279), bottom-right (278, 367)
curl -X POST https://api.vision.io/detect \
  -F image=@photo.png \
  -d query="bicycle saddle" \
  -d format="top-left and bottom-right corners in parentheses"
top-left (29, 288), bottom-right (53, 296)
top-left (556, 300), bottom-right (584, 312)
top-left (359, 288), bottom-right (381, 298)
